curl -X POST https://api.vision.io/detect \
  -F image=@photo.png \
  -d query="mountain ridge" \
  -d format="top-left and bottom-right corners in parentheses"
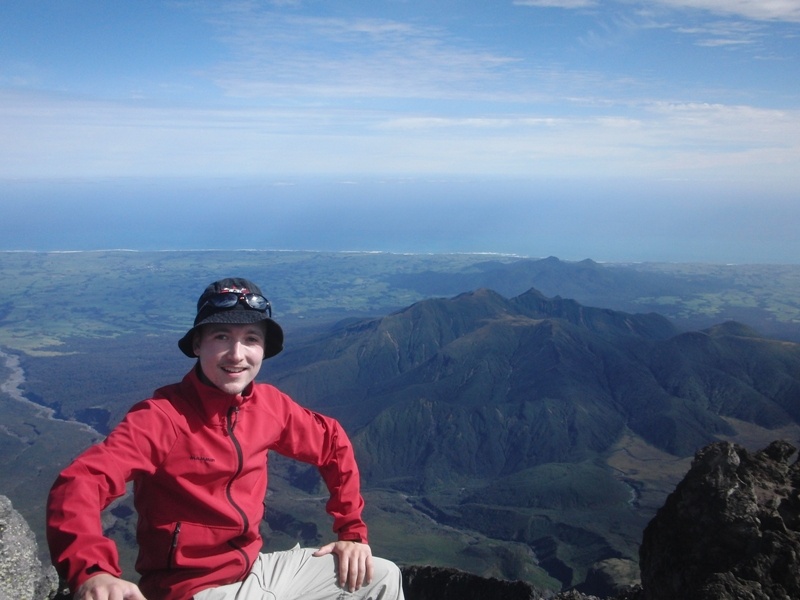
top-left (271, 285), bottom-right (788, 473)
top-left (264, 285), bottom-right (800, 587)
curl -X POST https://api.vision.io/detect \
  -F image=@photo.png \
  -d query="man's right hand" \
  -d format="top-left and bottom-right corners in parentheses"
top-left (75, 573), bottom-right (147, 600)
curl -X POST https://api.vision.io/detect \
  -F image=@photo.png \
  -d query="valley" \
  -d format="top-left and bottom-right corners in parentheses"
top-left (1, 250), bottom-right (799, 593)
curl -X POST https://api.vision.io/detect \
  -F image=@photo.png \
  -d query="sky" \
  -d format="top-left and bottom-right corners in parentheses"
top-left (1, 0), bottom-right (799, 262)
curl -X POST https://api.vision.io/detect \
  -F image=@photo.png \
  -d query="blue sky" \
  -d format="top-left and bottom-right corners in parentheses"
top-left (1, 1), bottom-right (799, 261)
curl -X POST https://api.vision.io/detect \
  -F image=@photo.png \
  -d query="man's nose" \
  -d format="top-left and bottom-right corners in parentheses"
top-left (227, 340), bottom-right (245, 358)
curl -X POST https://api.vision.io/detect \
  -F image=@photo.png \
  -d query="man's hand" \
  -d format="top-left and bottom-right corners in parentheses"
top-left (313, 540), bottom-right (374, 592)
top-left (75, 573), bottom-right (147, 600)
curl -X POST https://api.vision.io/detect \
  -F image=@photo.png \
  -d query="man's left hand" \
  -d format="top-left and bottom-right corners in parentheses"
top-left (313, 540), bottom-right (374, 592)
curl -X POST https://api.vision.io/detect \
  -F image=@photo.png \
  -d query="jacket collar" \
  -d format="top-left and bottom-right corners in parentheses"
top-left (182, 365), bottom-right (253, 423)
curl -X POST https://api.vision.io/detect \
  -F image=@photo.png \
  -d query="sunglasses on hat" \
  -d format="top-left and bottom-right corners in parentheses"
top-left (199, 288), bottom-right (272, 317)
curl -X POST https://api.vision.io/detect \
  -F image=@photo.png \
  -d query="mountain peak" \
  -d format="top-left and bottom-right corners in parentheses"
top-left (704, 320), bottom-right (762, 338)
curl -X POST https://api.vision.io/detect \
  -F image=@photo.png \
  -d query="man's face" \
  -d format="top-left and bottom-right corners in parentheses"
top-left (193, 323), bottom-right (265, 395)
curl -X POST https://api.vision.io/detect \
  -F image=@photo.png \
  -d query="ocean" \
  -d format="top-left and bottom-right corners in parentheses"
top-left (2, 176), bottom-right (798, 264)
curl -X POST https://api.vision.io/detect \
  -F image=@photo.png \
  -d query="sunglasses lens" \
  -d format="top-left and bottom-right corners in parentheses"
top-left (245, 294), bottom-right (269, 312)
top-left (208, 292), bottom-right (240, 308)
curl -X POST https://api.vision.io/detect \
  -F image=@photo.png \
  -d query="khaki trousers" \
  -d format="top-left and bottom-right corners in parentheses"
top-left (193, 546), bottom-right (405, 600)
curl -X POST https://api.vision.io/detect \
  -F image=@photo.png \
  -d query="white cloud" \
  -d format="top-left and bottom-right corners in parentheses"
top-left (513, 0), bottom-right (598, 7)
top-left (207, 12), bottom-right (523, 103)
top-left (5, 87), bottom-right (797, 183)
top-left (675, 19), bottom-right (765, 46)
top-left (652, 0), bottom-right (800, 23)
top-left (380, 116), bottom-right (563, 130)
top-left (514, 0), bottom-right (800, 21)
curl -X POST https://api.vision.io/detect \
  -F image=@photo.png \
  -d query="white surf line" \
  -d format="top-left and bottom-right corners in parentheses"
top-left (0, 348), bottom-right (99, 436)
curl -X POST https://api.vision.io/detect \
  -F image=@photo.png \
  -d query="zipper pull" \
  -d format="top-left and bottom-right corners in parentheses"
top-left (172, 522), bottom-right (182, 547)
top-left (168, 522), bottom-right (182, 569)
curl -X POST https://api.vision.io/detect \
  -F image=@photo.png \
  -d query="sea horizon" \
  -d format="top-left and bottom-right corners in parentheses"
top-left (2, 177), bottom-right (798, 264)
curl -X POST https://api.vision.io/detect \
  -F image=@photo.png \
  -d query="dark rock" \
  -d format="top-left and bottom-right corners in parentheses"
top-left (401, 565), bottom-right (541, 600)
top-left (575, 558), bottom-right (640, 598)
top-left (554, 591), bottom-right (600, 600)
top-left (639, 440), bottom-right (800, 600)
top-left (400, 564), bottom-right (645, 600)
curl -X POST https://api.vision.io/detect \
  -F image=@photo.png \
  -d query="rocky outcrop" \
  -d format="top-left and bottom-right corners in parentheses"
top-left (639, 440), bottom-right (800, 600)
top-left (575, 559), bottom-right (640, 598)
top-left (400, 565), bottom-right (624, 600)
top-left (0, 495), bottom-right (58, 600)
top-left (401, 565), bottom-right (541, 599)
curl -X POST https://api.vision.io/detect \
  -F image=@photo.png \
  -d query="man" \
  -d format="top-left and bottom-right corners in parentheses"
top-left (47, 278), bottom-right (405, 600)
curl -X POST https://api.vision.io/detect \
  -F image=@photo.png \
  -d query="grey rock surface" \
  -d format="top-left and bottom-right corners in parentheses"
top-left (0, 495), bottom-right (58, 600)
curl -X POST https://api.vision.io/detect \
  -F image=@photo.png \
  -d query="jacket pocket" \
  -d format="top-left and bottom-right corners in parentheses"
top-left (138, 520), bottom-right (252, 574)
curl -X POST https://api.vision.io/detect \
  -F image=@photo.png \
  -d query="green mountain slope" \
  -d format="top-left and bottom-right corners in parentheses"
top-left (265, 287), bottom-right (800, 587)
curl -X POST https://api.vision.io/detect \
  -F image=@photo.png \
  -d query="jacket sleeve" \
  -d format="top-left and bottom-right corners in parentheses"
top-left (46, 400), bottom-right (176, 592)
top-left (271, 394), bottom-right (369, 544)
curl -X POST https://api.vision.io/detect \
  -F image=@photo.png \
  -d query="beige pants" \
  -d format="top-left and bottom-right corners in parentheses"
top-left (193, 546), bottom-right (405, 600)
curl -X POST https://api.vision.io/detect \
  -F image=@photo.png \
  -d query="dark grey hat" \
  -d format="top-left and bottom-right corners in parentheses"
top-left (178, 277), bottom-right (284, 359)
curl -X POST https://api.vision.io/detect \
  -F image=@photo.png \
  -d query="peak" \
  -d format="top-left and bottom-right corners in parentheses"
top-left (704, 321), bottom-right (762, 338)
top-left (465, 287), bottom-right (502, 298)
top-left (513, 287), bottom-right (549, 301)
top-left (537, 256), bottom-right (563, 266)
top-left (577, 258), bottom-right (599, 267)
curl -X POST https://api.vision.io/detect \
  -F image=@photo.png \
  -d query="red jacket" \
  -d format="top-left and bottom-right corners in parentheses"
top-left (47, 367), bottom-right (367, 600)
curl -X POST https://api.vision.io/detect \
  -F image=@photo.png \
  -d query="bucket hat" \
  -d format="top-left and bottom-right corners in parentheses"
top-left (178, 277), bottom-right (284, 359)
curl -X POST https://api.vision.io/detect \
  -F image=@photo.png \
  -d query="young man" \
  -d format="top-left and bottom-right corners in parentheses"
top-left (47, 278), bottom-right (405, 600)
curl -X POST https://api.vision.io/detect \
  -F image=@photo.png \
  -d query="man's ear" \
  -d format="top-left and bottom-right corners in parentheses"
top-left (192, 329), bottom-right (203, 357)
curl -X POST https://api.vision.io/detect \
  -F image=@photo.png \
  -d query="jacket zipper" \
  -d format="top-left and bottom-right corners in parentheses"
top-left (226, 406), bottom-right (252, 577)
top-left (168, 522), bottom-right (181, 569)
